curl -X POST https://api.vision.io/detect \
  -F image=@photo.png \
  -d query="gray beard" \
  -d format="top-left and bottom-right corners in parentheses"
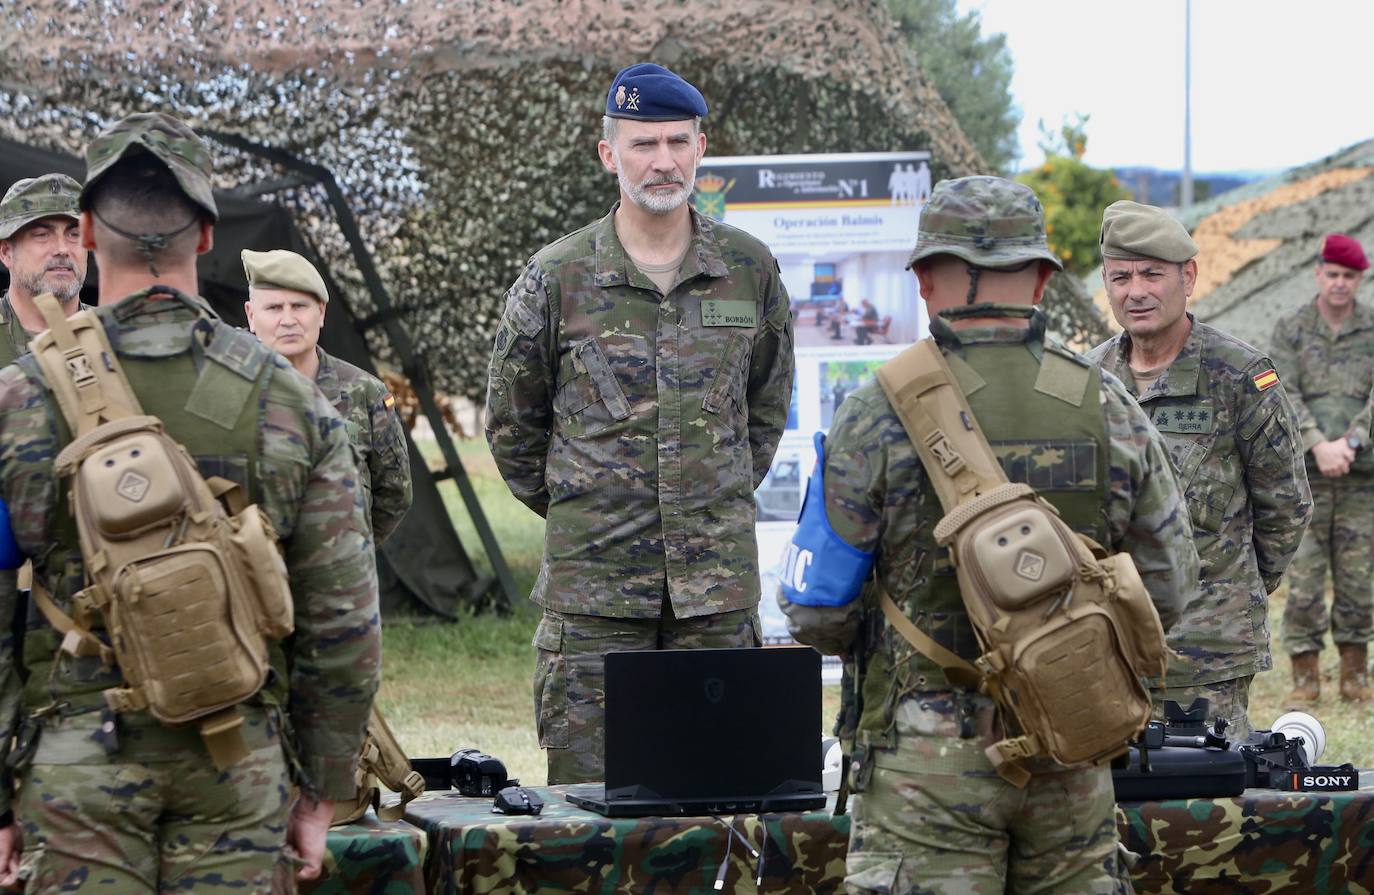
top-left (614, 152), bottom-right (695, 215)
top-left (18, 269), bottom-right (81, 303)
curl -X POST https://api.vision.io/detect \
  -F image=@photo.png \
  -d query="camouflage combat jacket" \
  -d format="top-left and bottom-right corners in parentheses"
top-left (314, 347), bottom-right (412, 544)
top-left (487, 205), bottom-right (794, 619)
top-left (1088, 314), bottom-right (1312, 686)
top-left (0, 288), bottom-right (380, 808)
top-left (781, 307), bottom-right (1197, 748)
top-left (0, 292), bottom-right (91, 366)
top-left (1269, 299), bottom-right (1374, 473)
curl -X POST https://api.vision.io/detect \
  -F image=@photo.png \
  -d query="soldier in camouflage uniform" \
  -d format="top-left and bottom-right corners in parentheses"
top-left (780, 176), bottom-right (1198, 895)
top-left (243, 248), bottom-right (412, 543)
top-left (0, 174), bottom-right (89, 365)
top-left (1271, 234), bottom-right (1374, 704)
top-left (0, 113), bottom-right (380, 891)
top-left (1087, 201), bottom-right (1312, 739)
top-left (486, 63), bottom-right (794, 784)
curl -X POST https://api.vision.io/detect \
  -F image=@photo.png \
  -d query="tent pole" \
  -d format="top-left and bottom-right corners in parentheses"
top-left (204, 131), bottom-right (520, 612)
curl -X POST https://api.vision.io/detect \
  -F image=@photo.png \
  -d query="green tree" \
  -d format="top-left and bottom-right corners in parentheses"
top-left (888, 0), bottom-right (1021, 172)
top-left (1016, 115), bottom-right (1131, 275)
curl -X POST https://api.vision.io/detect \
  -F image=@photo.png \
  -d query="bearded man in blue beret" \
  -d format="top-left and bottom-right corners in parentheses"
top-left (485, 62), bottom-right (795, 783)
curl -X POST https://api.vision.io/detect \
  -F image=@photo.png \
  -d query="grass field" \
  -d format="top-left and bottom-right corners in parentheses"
top-left (379, 434), bottom-right (1374, 785)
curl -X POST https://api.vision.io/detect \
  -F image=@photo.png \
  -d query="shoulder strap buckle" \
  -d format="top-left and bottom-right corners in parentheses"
top-left (923, 430), bottom-right (966, 477)
top-left (63, 351), bottom-right (97, 389)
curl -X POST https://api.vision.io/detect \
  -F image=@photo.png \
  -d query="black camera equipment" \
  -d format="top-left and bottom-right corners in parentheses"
top-left (452, 748), bottom-right (514, 797)
top-left (1238, 732), bottom-right (1357, 792)
top-left (408, 748), bottom-right (516, 796)
top-left (1111, 699), bottom-right (1358, 801)
top-left (1112, 699), bottom-right (1245, 800)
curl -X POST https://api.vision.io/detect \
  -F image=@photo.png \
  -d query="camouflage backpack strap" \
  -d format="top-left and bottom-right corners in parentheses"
top-left (24, 293), bottom-right (138, 667)
top-left (875, 339), bottom-right (1020, 510)
top-left (331, 705), bottom-right (426, 826)
top-left (29, 293), bottom-right (142, 436)
top-left (870, 340), bottom-right (1020, 690)
top-left (876, 587), bottom-right (980, 689)
top-left (363, 706), bottom-right (425, 821)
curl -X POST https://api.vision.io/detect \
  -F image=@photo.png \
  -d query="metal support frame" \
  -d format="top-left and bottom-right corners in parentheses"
top-left (204, 130), bottom-right (521, 611)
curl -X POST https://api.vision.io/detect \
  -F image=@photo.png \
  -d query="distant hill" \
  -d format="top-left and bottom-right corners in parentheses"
top-left (1114, 167), bottom-right (1262, 206)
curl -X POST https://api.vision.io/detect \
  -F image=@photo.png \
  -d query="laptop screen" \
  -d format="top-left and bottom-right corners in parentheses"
top-left (603, 646), bottom-right (822, 801)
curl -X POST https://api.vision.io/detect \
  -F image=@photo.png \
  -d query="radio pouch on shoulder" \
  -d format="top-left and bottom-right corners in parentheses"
top-left (875, 339), bottom-right (1168, 787)
top-left (27, 292), bottom-right (294, 770)
top-left (332, 705), bottom-right (427, 826)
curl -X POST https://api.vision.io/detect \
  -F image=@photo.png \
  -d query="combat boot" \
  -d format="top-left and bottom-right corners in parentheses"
top-left (1285, 651), bottom-right (1321, 708)
top-left (1338, 644), bottom-right (1372, 703)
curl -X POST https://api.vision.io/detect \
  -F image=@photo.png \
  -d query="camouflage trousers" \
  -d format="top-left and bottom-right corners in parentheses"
top-left (1282, 473), bottom-right (1374, 654)
top-left (1149, 675), bottom-right (1255, 741)
top-left (845, 695), bottom-right (1120, 895)
top-left (532, 602), bottom-right (761, 785)
top-left (15, 704), bottom-right (291, 893)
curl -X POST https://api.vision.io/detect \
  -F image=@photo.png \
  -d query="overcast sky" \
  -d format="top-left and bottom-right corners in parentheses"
top-left (957, 0), bottom-right (1374, 174)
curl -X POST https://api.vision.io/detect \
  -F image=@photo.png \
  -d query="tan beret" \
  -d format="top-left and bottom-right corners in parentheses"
top-left (1100, 200), bottom-right (1198, 263)
top-left (242, 249), bottom-right (328, 304)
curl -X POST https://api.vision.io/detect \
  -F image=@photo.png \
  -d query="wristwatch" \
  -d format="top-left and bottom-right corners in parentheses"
top-left (1347, 434), bottom-right (1364, 452)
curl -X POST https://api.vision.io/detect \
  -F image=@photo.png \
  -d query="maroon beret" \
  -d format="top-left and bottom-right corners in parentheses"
top-left (1321, 233), bottom-right (1369, 271)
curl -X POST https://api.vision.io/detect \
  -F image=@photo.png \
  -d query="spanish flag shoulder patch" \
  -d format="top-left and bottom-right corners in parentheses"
top-left (383, 393), bottom-right (396, 410)
top-left (1252, 369), bottom-right (1280, 392)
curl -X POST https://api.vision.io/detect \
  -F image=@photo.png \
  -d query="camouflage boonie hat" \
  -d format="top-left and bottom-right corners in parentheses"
top-left (907, 175), bottom-right (1063, 271)
top-left (81, 112), bottom-right (218, 221)
top-left (0, 173), bottom-right (81, 240)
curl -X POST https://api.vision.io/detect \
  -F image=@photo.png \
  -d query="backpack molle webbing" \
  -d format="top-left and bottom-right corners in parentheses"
top-left (28, 292), bottom-right (294, 770)
top-left (876, 339), bottom-right (1169, 787)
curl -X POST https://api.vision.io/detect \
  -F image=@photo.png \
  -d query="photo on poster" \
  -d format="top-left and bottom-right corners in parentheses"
top-left (819, 359), bottom-right (891, 429)
top-left (785, 254), bottom-right (921, 351)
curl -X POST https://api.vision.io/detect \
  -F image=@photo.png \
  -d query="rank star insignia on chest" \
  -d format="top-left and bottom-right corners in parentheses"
top-left (1153, 405), bottom-right (1214, 434)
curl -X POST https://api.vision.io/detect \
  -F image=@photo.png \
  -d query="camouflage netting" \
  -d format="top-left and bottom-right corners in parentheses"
top-left (0, 0), bottom-right (1105, 396)
top-left (1181, 137), bottom-right (1374, 354)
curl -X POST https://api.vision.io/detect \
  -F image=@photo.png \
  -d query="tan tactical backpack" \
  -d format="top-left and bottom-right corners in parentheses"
top-left (875, 339), bottom-right (1169, 786)
top-left (28, 293), bottom-right (294, 769)
top-left (331, 706), bottom-right (427, 826)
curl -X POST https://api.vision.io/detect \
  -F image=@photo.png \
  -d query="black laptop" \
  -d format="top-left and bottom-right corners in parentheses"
top-left (566, 646), bottom-right (826, 817)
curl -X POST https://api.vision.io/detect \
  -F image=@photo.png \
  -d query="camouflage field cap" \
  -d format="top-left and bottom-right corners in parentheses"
top-left (81, 112), bottom-right (218, 221)
top-left (906, 175), bottom-right (1063, 271)
top-left (0, 173), bottom-right (81, 240)
top-left (242, 249), bottom-right (329, 304)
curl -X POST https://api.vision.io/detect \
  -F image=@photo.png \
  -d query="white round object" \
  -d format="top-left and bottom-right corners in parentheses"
top-left (821, 737), bottom-right (843, 793)
top-left (1270, 711), bottom-right (1325, 765)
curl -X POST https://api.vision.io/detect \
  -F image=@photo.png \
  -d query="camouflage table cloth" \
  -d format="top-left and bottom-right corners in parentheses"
top-left (1119, 787), bottom-right (1374, 894)
top-left (401, 784), bottom-right (1374, 895)
top-left (404, 785), bottom-right (850, 894)
top-left (302, 810), bottom-right (428, 895)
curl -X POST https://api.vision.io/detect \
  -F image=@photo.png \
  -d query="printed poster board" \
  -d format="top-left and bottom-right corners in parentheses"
top-left (693, 151), bottom-right (932, 681)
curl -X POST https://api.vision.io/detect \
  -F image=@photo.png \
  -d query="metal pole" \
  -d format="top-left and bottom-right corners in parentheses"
top-left (1181, 0), bottom-right (1194, 209)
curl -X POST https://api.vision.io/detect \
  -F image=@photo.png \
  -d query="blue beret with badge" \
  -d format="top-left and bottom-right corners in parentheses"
top-left (605, 62), bottom-right (708, 121)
